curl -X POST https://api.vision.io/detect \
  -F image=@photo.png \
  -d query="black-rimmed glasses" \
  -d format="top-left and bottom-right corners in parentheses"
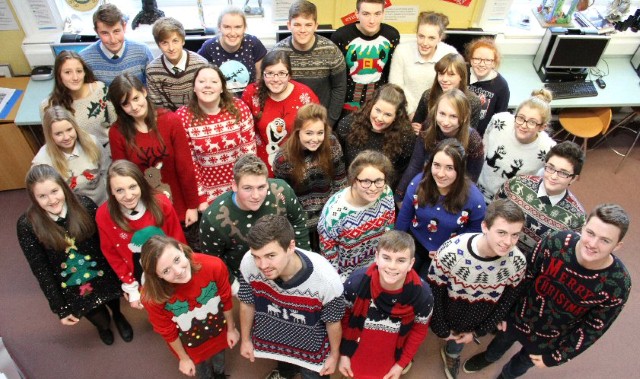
top-left (355, 178), bottom-right (385, 189)
top-left (544, 164), bottom-right (574, 179)
top-left (515, 115), bottom-right (543, 129)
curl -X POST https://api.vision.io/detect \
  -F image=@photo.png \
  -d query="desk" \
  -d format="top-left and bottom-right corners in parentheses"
top-left (15, 78), bottom-right (52, 149)
top-left (501, 56), bottom-right (640, 108)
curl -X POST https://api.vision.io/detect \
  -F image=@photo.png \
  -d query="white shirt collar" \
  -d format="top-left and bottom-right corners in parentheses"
top-left (48, 203), bottom-right (68, 221)
top-left (62, 144), bottom-right (81, 160)
top-left (537, 180), bottom-right (566, 206)
top-left (100, 41), bottom-right (126, 60)
top-left (163, 51), bottom-right (187, 72)
top-left (470, 69), bottom-right (498, 84)
top-left (121, 200), bottom-right (146, 221)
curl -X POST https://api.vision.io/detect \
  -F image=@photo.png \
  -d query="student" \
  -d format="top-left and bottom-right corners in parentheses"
top-left (176, 65), bottom-right (257, 210)
top-left (396, 139), bottom-right (486, 277)
top-left (199, 154), bottom-right (310, 281)
top-left (331, 0), bottom-right (400, 112)
top-left (477, 89), bottom-right (556, 204)
top-left (466, 37), bottom-right (511, 136)
top-left (272, 0), bottom-right (347, 126)
top-left (141, 235), bottom-right (238, 379)
top-left (318, 150), bottom-right (395, 281)
top-left (41, 51), bottom-right (116, 151)
top-left (339, 230), bottom-right (433, 379)
top-left (495, 141), bottom-right (586, 257)
top-left (108, 73), bottom-right (200, 235)
top-left (17, 165), bottom-right (130, 345)
top-left (96, 160), bottom-right (186, 309)
top-left (335, 83), bottom-right (415, 189)
top-left (238, 214), bottom-right (344, 379)
top-left (273, 103), bottom-right (346, 250)
top-left (427, 199), bottom-right (526, 379)
top-left (241, 51), bottom-right (319, 176)
top-left (463, 204), bottom-right (632, 379)
top-left (79, 3), bottom-right (153, 86)
top-left (389, 11), bottom-right (457, 116)
top-left (197, 6), bottom-right (267, 96)
top-left (33, 106), bottom-right (110, 205)
top-left (146, 17), bottom-right (209, 111)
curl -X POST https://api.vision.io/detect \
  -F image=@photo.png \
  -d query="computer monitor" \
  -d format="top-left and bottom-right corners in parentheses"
top-left (545, 34), bottom-right (610, 69)
top-left (444, 30), bottom-right (496, 54)
top-left (51, 43), bottom-right (92, 57)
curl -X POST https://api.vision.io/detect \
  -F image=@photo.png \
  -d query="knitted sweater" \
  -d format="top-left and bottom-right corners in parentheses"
top-left (199, 179), bottom-right (310, 278)
top-left (427, 233), bottom-right (526, 338)
top-left (412, 88), bottom-right (482, 131)
top-left (79, 40), bottom-right (153, 86)
top-left (477, 112), bottom-right (556, 204)
top-left (176, 98), bottom-right (257, 205)
top-left (389, 41), bottom-right (458, 114)
top-left (146, 50), bottom-right (209, 111)
top-left (143, 254), bottom-right (233, 364)
top-left (272, 35), bottom-right (347, 125)
top-left (468, 71), bottom-right (510, 136)
top-left (273, 134), bottom-right (347, 228)
top-left (109, 109), bottom-right (200, 222)
top-left (241, 80), bottom-right (319, 176)
top-left (16, 196), bottom-right (122, 318)
top-left (197, 34), bottom-right (267, 96)
top-left (318, 186), bottom-right (395, 281)
top-left (331, 23), bottom-right (400, 111)
top-left (496, 175), bottom-right (586, 257)
top-left (396, 173), bottom-right (486, 252)
top-left (40, 81), bottom-right (116, 151)
top-left (509, 230), bottom-right (631, 367)
top-left (237, 248), bottom-right (345, 372)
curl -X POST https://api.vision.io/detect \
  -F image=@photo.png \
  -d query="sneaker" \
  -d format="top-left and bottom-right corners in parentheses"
top-left (401, 360), bottom-right (413, 375)
top-left (441, 346), bottom-right (460, 379)
top-left (264, 369), bottom-right (289, 379)
top-left (463, 351), bottom-right (493, 373)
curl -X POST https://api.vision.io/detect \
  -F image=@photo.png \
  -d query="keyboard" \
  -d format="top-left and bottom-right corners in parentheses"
top-left (544, 80), bottom-right (599, 100)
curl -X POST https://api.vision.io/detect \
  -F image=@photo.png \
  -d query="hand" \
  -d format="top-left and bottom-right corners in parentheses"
top-left (60, 314), bottom-right (80, 326)
top-left (383, 363), bottom-right (404, 379)
top-left (129, 300), bottom-right (144, 310)
top-left (227, 327), bottom-right (240, 349)
top-left (529, 354), bottom-right (547, 368)
top-left (240, 340), bottom-right (255, 362)
top-left (178, 357), bottom-right (196, 377)
top-left (429, 250), bottom-right (437, 259)
top-left (184, 208), bottom-right (198, 227)
top-left (411, 122), bottom-right (422, 135)
top-left (497, 321), bottom-right (507, 332)
top-left (198, 201), bottom-right (209, 212)
top-left (454, 332), bottom-right (475, 344)
top-left (319, 352), bottom-right (338, 376)
top-left (338, 355), bottom-right (354, 378)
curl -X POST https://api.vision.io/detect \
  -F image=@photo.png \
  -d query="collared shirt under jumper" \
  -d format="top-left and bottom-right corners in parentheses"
top-left (79, 39), bottom-right (153, 86)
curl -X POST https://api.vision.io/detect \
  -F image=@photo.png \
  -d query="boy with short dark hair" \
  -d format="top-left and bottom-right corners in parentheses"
top-left (427, 199), bottom-right (527, 379)
top-left (463, 204), bottom-right (632, 378)
top-left (339, 230), bottom-right (433, 379)
top-left (238, 214), bottom-right (344, 379)
top-left (146, 17), bottom-right (208, 111)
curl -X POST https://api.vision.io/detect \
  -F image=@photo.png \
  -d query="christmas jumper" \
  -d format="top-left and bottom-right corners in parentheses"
top-left (146, 50), bottom-right (209, 111)
top-left (412, 88), bottom-right (482, 131)
top-left (40, 81), bottom-right (116, 151)
top-left (396, 127), bottom-right (484, 202)
top-left (426, 233), bottom-right (527, 338)
top-left (143, 254), bottom-right (233, 364)
top-left (336, 113), bottom-right (415, 189)
top-left (237, 248), bottom-right (345, 372)
top-left (32, 135), bottom-right (109, 205)
top-left (241, 80), bottom-right (319, 176)
top-left (16, 196), bottom-right (122, 318)
top-left (197, 34), bottom-right (267, 96)
top-left (477, 112), bottom-right (556, 204)
top-left (331, 23), bottom-right (400, 111)
top-left (199, 178), bottom-right (310, 278)
top-left (96, 193), bottom-right (186, 301)
top-left (389, 41), bottom-right (458, 114)
top-left (273, 134), bottom-right (347, 228)
top-left (468, 71), bottom-right (510, 136)
top-left (508, 230), bottom-right (631, 367)
top-left (396, 173), bottom-right (486, 252)
top-left (341, 264), bottom-right (433, 379)
top-left (176, 98), bottom-right (257, 205)
top-left (272, 35), bottom-right (347, 125)
top-left (317, 186), bottom-right (395, 281)
top-left (496, 175), bottom-right (586, 258)
top-left (79, 40), bottom-right (153, 86)
top-left (109, 108), bottom-right (200, 222)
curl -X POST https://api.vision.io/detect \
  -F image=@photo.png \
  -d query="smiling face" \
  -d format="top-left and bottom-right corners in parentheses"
top-left (481, 217), bottom-right (523, 257)
top-left (96, 21), bottom-right (126, 55)
top-left (50, 120), bottom-right (77, 154)
top-left (156, 244), bottom-right (192, 284)
top-left (375, 247), bottom-right (414, 290)
top-left (158, 31), bottom-right (185, 65)
top-left (232, 174), bottom-right (269, 211)
top-left (288, 15), bottom-right (318, 51)
top-left (435, 97), bottom-right (460, 137)
top-left (543, 156), bottom-right (577, 196)
top-left (470, 46), bottom-right (496, 80)
top-left (219, 13), bottom-right (246, 52)
top-left (194, 68), bottom-right (223, 108)
top-left (351, 165), bottom-right (386, 206)
top-left (514, 105), bottom-right (545, 144)
top-left (431, 151), bottom-right (457, 195)
top-left (33, 179), bottom-right (66, 216)
top-left (298, 119), bottom-right (325, 151)
top-left (576, 216), bottom-right (622, 270)
top-left (369, 99), bottom-right (397, 133)
top-left (59, 58), bottom-right (85, 93)
top-left (251, 240), bottom-right (296, 280)
top-left (416, 23), bottom-right (442, 60)
top-left (110, 174), bottom-right (141, 210)
top-left (356, 2), bottom-right (384, 36)
top-left (120, 88), bottom-right (148, 122)
top-left (438, 67), bottom-right (462, 91)
top-left (263, 62), bottom-right (290, 95)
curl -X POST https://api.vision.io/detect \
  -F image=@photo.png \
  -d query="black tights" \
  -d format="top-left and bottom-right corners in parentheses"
top-left (85, 298), bottom-right (123, 331)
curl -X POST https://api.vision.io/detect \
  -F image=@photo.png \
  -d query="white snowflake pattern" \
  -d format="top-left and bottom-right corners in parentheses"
top-left (299, 92), bottom-right (311, 104)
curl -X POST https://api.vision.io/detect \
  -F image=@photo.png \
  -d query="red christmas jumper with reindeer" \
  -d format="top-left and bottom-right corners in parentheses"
top-left (109, 108), bottom-right (199, 222)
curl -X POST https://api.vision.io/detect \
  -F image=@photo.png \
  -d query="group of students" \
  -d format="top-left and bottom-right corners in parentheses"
top-left (16, 0), bottom-right (633, 379)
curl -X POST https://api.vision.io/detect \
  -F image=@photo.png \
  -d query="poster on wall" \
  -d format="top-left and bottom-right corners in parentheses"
top-left (27, 0), bottom-right (58, 30)
top-left (0, 0), bottom-right (19, 31)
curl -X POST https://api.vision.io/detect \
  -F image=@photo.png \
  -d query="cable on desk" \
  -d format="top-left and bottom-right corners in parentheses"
top-left (590, 58), bottom-right (609, 80)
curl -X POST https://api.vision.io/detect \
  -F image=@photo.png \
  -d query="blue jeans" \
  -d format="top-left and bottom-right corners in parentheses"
top-left (485, 330), bottom-right (535, 379)
top-left (196, 351), bottom-right (225, 379)
top-left (278, 361), bottom-right (328, 379)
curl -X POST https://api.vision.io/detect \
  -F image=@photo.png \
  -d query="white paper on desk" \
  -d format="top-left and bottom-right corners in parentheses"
top-left (0, 0), bottom-right (19, 31)
top-left (0, 87), bottom-right (17, 115)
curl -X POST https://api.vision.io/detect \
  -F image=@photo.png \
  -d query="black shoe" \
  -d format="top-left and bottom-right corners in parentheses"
top-left (113, 314), bottom-right (133, 342)
top-left (213, 373), bottom-right (228, 379)
top-left (463, 351), bottom-right (493, 373)
top-left (98, 329), bottom-right (114, 345)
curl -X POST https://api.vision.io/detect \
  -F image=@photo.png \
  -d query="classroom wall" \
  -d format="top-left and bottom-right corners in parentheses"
top-left (0, 1), bottom-right (30, 76)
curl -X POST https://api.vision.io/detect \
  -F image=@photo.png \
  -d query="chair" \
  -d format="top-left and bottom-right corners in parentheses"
top-left (592, 107), bottom-right (640, 173)
top-left (557, 107), bottom-right (612, 156)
